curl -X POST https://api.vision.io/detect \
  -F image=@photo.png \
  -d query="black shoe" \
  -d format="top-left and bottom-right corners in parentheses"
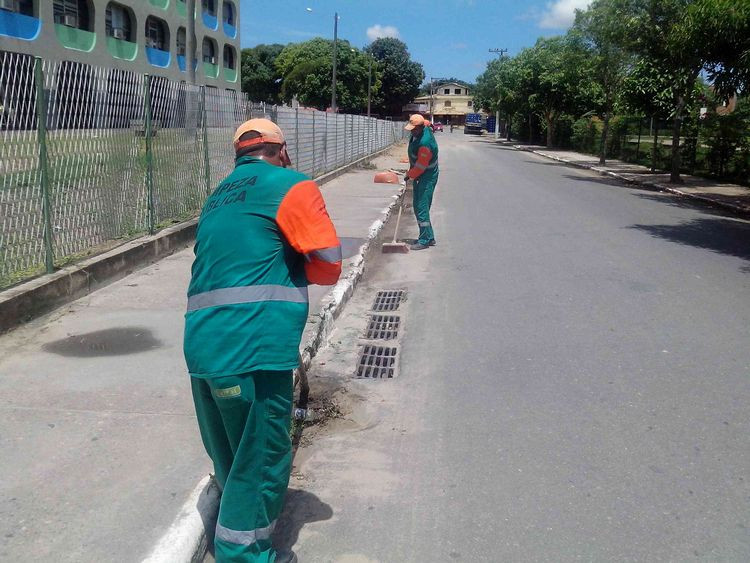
top-left (410, 243), bottom-right (430, 251)
top-left (428, 240), bottom-right (437, 246)
top-left (275, 550), bottom-right (298, 563)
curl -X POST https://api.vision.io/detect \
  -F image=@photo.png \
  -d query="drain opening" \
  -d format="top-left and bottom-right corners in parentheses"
top-left (372, 290), bottom-right (405, 312)
top-left (356, 344), bottom-right (398, 379)
top-left (364, 314), bottom-right (400, 340)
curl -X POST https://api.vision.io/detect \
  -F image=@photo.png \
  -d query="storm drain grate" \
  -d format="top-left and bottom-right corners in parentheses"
top-left (364, 315), bottom-right (401, 340)
top-left (372, 290), bottom-right (405, 312)
top-left (356, 344), bottom-right (399, 379)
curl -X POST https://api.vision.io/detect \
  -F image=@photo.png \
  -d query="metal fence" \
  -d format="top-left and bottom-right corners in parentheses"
top-left (0, 52), bottom-right (407, 289)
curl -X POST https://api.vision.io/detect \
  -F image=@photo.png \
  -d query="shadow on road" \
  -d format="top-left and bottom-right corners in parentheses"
top-left (628, 217), bottom-right (750, 268)
top-left (274, 488), bottom-right (334, 551)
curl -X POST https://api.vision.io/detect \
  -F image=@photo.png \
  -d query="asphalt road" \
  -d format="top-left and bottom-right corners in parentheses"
top-left (287, 132), bottom-right (750, 562)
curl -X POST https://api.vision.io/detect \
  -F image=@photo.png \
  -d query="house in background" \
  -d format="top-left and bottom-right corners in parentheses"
top-left (410, 82), bottom-right (477, 126)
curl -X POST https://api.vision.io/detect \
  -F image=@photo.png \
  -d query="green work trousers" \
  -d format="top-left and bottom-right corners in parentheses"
top-left (191, 370), bottom-right (293, 563)
top-left (413, 171), bottom-right (438, 245)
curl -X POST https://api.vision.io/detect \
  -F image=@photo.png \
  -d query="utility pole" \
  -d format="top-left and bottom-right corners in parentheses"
top-left (331, 12), bottom-right (338, 112)
top-left (187, 0), bottom-right (196, 84)
top-left (489, 49), bottom-right (507, 140)
top-left (367, 55), bottom-right (372, 118)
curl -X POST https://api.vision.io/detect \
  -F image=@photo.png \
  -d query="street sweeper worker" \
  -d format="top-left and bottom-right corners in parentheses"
top-left (183, 118), bottom-right (341, 563)
top-left (404, 113), bottom-right (439, 250)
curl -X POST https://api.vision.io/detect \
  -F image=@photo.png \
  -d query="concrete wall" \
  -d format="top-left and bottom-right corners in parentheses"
top-left (0, 0), bottom-right (240, 89)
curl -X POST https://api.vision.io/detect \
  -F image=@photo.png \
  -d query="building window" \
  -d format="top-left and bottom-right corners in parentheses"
top-left (53, 0), bottom-right (93, 30)
top-left (222, 1), bottom-right (234, 25)
top-left (105, 3), bottom-right (133, 41)
top-left (223, 44), bottom-right (235, 69)
top-left (202, 37), bottom-right (217, 63)
top-left (1, 0), bottom-right (34, 16)
top-left (467, 100), bottom-right (472, 107)
top-left (444, 101), bottom-right (452, 108)
top-left (455, 88), bottom-right (462, 95)
top-left (202, 0), bottom-right (216, 16)
top-left (443, 88), bottom-right (450, 95)
top-left (145, 16), bottom-right (169, 51)
top-left (177, 27), bottom-right (186, 56)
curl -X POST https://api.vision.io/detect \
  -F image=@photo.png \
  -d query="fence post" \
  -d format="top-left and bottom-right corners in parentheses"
top-left (312, 111), bottom-right (316, 177)
top-left (295, 108), bottom-right (299, 170)
top-left (33, 57), bottom-right (54, 274)
top-left (201, 86), bottom-right (211, 195)
top-left (344, 114), bottom-right (348, 163)
top-left (143, 74), bottom-right (156, 234)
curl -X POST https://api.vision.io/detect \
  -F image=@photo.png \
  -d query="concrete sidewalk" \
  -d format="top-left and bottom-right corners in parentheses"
top-left (504, 141), bottom-right (750, 216)
top-left (0, 146), bottom-right (407, 563)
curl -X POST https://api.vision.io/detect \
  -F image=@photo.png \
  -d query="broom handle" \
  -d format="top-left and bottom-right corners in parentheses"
top-left (392, 201), bottom-right (403, 244)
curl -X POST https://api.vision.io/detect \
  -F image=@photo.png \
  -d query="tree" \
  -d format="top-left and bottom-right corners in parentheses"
top-left (240, 44), bottom-right (285, 104)
top-left (573, 0), bottom-right (631, 164)
top-left (521, 36), bottom-right (598, 147)
top-left (276, 38), bottom-right (378, 113)
top-left (475, 56), bottom-right (527, 140)
top-left (365, 38), bottom-right (424, 117)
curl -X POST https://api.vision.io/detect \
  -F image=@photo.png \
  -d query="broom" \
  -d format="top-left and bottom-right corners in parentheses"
top-left (382, 189), bottom-right (409, 253)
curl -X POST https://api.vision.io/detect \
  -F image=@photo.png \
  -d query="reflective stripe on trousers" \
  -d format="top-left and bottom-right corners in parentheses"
top-left (215, 520), bottom-right (277, 546)
top-left (187, 284), bottom-right (308, 312)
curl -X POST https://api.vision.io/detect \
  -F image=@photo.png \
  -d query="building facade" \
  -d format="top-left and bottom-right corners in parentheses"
top-left (0, 0), bottom-right (240, 89)
top-left (412, 82), bottom-right (476, 126)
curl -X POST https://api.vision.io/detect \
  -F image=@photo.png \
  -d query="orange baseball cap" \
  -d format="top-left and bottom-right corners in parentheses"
top-left (233, 118), bottom-right (286, 152)
top-left (424, 119), bottom-right (432, 127)
top-left (404, 114), bottom-right (425, 130)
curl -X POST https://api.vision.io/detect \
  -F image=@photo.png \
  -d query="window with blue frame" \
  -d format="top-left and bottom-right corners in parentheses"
top-left (0, 0), bottom-right (40, 40)
top-left (202, 0), bottom-right (218, 29)
top-left (145, 15), bottom-right (170, 67)
top-left (222, 1), bottom-right (236, 37)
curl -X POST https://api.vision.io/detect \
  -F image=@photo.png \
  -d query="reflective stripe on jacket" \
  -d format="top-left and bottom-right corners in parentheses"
top-left (184, 156), bottom-right (341, 377)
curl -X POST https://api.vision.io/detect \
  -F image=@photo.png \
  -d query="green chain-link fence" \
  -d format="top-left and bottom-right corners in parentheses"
top-left (0, 52), bottom-right (407, 289)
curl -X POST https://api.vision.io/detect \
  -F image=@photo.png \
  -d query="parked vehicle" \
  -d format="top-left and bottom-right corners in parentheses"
top-left (465, 113), bottom-right (483, 135)
top-left (433, 121), bottom-right (444, 132)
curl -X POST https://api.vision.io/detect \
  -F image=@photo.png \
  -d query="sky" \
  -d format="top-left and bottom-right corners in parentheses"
top-left (238, 0), bottom-right (591, 83)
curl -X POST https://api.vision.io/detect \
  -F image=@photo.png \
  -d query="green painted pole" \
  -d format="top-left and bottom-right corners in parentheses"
top-left (201, 86), bottom-right (211, 194)
top-left (144, 74), bottom-right (155, 234)
top-left (34, 57), bottom-right (54, 274)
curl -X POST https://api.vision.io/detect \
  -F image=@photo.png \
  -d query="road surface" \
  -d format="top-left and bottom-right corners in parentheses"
top-left (282, 132), bottom-right (750, 562)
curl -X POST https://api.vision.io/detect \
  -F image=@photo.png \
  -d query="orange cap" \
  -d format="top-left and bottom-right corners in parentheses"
top-left (424, 119), bottom-right (432, 127)
top-left (404, 114), bottom-right (425, 130)
top-left (233, 118), bottom-right (285, 152)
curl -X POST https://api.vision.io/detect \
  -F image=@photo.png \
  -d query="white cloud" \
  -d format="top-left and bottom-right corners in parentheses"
top-left (366, 24), bottom-right (400, 41)
top-left (538, 0), bottom-right (591, 29)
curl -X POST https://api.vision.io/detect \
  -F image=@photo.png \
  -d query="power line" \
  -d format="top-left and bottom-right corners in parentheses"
top-left (489, 48), bottom-right (508, 59)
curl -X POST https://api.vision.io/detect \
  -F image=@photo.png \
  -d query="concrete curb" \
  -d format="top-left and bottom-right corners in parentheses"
top-left (142, 179), bottom-right (407, 563)
top-left (0, 144), bottom-right (400, 335)
top-left (512, 144), bottom-right (750, 218)
top-left (142, 476), bottom-right (221, 563)
top-left (0, 219), bottom-right (197, 334)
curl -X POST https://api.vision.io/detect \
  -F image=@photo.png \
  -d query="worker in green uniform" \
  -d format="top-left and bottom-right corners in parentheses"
top-left (404, 114), bottom-right (439, 250)
top-left (184, 119), bottom-right (342, 563)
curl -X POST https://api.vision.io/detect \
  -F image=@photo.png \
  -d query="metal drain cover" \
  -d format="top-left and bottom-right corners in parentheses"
top-left (364, 314), bottom-right (400, 340)
top-left (372, 290), bottom-right (405, 312)
top-left (356, 344), bottom-right (399, 379)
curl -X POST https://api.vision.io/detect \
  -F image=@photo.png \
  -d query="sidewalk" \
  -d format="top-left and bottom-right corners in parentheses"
top-left (0, 146), bottom-right (407, 563)
top-left (505, 141), bottom-right (750, 216)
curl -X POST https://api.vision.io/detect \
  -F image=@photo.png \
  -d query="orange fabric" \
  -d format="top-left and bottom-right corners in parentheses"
top-left (276, 180), bottom-right (342, 285)
top-left (407, 146), bottom-right (433, 179)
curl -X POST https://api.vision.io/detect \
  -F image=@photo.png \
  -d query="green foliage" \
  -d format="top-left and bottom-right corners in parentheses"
top-left (241, 44), bottom-right (285, 104)
top-left (276, 38), bottom-right (379, 113)
top-left (365, 38), bottom-right (424, 116)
